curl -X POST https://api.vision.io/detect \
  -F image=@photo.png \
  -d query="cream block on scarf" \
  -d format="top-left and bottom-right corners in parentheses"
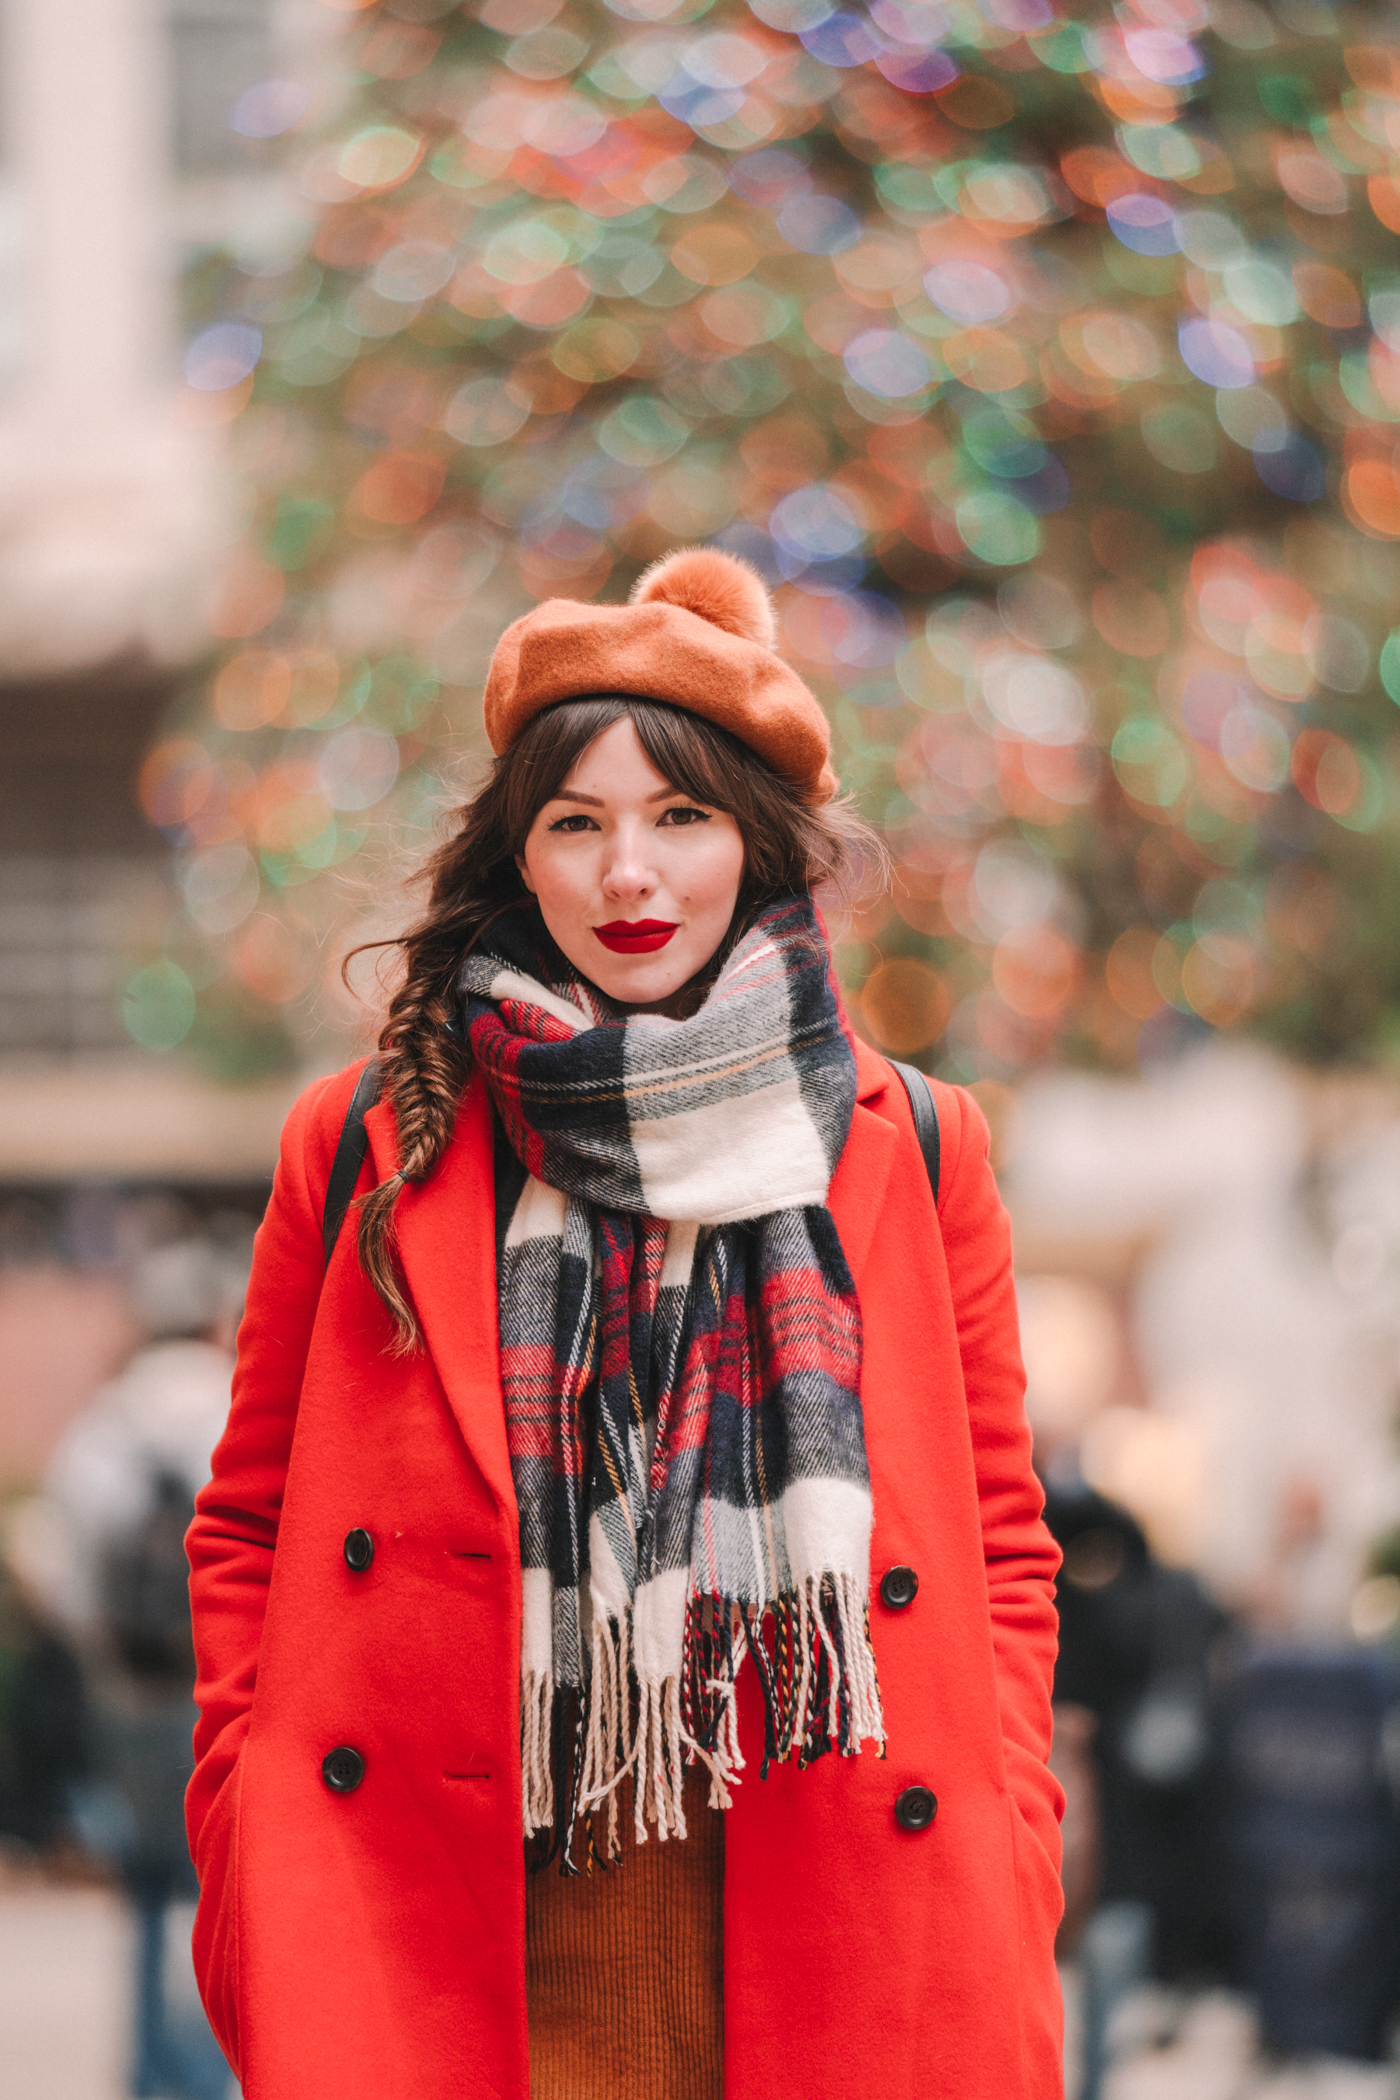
top-left (521, 1566), bottom-right (555, 1680)
top-left (628, 1075), bottom-right (831, 1225)
top-left (487, 966), bottom-right (592, 1036)
top-left (778, 1476), bottom-right (875, 1586)
top-left (503, 1173), bottom-right (567, 1249)
top-left (690, 1478), bottom-right (875, 1600)
top-left (629, 1567), bottom-right (691, 1685)
top-left (587, 1510), bottom-right (632, 1625)
top-left (658, 1217), bottom-right (699, 1289)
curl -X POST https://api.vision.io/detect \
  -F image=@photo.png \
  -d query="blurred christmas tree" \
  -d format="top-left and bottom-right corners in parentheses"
top-left (138, 0), bottom-right (1400, 1085)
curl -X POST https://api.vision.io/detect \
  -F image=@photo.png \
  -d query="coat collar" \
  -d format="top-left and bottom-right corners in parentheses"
top-left (364, 1083), bottom-right (518, 1524)
top-left (853, 1035), bottom-right (894, 1106)
top-left (830, 1040), bottom-right (898, 1282)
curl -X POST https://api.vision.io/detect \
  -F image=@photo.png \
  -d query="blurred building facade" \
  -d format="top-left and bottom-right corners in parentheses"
top-left (0, 0), bottom-right (331, 1486)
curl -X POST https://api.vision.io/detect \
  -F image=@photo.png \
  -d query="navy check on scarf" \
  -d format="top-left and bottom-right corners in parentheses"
top-left (459, 894), bottom-right (884, 1868)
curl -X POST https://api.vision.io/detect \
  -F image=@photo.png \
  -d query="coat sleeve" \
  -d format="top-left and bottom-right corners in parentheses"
top-left (184, 1065), bottom-right (360, 2063)
top-left (932, 1082), bottom-right (1063, 1862)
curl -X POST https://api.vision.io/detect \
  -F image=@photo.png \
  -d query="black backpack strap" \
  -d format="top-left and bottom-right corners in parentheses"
top-left (322, 1059), bottom-right (382, 1266)
top-left (889, 1060), bottom-right (941, 1209)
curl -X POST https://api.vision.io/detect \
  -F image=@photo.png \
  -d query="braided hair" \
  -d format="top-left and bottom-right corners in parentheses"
top-left (353, 696), bottom-right (882, 1348)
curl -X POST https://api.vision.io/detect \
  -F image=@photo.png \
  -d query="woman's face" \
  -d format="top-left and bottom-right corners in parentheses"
top-left (516, 715), bottom-right (746, 1013)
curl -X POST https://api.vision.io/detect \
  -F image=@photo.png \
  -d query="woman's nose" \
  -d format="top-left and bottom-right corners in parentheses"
top-left (601, 826), bottom-right (656, 897)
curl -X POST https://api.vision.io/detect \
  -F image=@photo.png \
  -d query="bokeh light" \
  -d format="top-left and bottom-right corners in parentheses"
top-left (144, 0), bottom-right (1400, 1083)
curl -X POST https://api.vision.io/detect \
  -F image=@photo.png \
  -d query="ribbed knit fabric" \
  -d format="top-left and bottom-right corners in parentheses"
top-left (525, 1764), bottom-right (724, 2100)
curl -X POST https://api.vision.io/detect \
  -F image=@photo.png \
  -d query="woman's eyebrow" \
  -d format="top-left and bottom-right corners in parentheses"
top-left (550, 787), bottom-right (693, 806)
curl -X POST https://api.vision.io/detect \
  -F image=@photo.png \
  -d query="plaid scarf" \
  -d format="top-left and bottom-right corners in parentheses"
top-left (459, 894), bottom-right (884, 1868)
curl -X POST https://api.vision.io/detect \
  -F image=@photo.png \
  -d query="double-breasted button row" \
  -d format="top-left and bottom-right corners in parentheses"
top-left (322, 1746), bottom-right (365, 1793)
top-left (880, 1564), bottom-right (919, 1610)
top-left (332, 1535), bottom-right (929, 1824)
top-left (323, 1746), bottom-right (932, 1823)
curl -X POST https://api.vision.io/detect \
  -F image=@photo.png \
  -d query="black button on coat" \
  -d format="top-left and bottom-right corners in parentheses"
top-left (322, 1747), bottom-right (365, 1793)
top-left (894, 1785), bottom-right (937, 1831)
top-left (880, 1564), bottom-right (919, 1609)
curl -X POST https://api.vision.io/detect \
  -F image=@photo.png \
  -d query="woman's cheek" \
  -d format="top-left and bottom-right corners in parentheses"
top-left (532, 840), bottom-right (593, 911)
top-left (675, 829), bottom-right (744, 906)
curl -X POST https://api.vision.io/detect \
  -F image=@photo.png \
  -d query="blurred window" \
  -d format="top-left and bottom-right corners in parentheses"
top-left (0, 859), bottom-right (173, 1057)
top-left (170, 0), bottom-right (273, 177)
top-left (0, 670), bottom-right (176, 1060)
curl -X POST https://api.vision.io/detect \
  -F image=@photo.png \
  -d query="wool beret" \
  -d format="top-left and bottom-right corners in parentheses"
top-left (482, 547), bottom-right (837, 804)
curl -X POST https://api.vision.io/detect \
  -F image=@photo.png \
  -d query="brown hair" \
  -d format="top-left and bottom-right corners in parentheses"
top-left (353, 696), bottom-right (883, 1347)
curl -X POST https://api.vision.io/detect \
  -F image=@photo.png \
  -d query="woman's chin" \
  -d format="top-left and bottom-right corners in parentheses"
top-left (589, 958), bottom-right (690, 1009)
top-left (573, 937), bottom-right (718, 1012)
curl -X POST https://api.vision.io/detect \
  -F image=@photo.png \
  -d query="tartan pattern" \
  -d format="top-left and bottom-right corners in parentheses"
top-left (459, 897), bottom-right (885, 1867)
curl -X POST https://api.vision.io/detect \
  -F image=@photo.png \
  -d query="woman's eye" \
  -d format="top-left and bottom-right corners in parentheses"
top-left (547, 813), bottom-right (598, 833)
top-left (658, 806), bottom-right (711, 827)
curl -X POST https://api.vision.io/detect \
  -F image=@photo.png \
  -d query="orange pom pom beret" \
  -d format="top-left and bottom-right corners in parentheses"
top-left (482, 546), bottom-right (837, 804)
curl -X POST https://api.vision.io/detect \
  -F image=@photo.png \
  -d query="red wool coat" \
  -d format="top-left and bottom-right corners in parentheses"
top-left (186, 1038), bottom-right (1064, 2100)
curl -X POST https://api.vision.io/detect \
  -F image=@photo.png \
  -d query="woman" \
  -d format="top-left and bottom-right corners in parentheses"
top-left (186, 548), bottom-right (1064, 2100)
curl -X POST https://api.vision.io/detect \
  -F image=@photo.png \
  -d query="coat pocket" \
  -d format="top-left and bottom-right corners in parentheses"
top-left (1008, 1793), bottom-right (1067, 2100)
top-left (191, 1748), bottom-right (245, 2083)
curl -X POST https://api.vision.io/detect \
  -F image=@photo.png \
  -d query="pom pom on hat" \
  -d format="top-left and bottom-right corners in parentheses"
top-left (630, 546), bottom-right (776, 650)
top-left (482, 542), bottom-right (837, 803)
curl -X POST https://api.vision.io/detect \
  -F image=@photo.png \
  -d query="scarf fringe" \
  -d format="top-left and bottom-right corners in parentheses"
top-left (520, 1573), bottom-right (885, 1868)
top-left (521, 1668), bottom-right (554, 1839)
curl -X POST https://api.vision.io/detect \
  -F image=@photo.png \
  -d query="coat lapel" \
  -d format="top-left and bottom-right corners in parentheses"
top-left (364, 1081), bottom-right (517, 1523)
top-left (828, 1042), bottom-right (898, 1284)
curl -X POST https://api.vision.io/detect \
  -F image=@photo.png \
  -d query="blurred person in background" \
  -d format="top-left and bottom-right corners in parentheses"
top-left (0, 1539), bottom-right (89, 1861)
top-left (1044, 1482), bottom-right (1229, 2100)
top-left (1217, 1643), bottom-right (1400, 2071)
top-left (41, 1238), bottom-right (238, 2100)
top-left (1218, 1476), bottom-right (1400, 2071)
top-left (1238, 1474), bottom-right (1362, 1643)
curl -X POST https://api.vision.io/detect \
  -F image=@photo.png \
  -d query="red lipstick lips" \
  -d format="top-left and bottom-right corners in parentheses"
top-left (593, 919), bottom-right (678, 954)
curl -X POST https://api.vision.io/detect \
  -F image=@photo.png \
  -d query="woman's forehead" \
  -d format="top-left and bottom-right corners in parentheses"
top-left (555, 715), bottom-right (679, 800)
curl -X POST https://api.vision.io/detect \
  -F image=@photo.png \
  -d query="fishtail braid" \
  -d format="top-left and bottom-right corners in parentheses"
top-left (357, 934), bottom-right (470, 1350)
